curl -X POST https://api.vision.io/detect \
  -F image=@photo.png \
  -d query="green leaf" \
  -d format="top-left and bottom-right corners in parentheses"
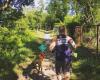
top-left (73, 52), bottom-right (78, 58)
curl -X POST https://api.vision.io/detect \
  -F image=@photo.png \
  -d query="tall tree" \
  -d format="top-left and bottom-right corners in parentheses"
top-left (47, 0), bottom-right (69, 22)
top-left (72, 0), bottom-right (100, 28)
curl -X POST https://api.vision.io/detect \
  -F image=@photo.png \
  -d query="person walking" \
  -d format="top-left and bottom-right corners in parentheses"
top-left (49, 26), bottom-right (76, 80)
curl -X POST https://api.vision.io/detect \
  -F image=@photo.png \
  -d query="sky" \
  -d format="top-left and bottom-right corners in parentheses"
top-left (9, 0), bottom-right (50, 11)
top-left (34, 0), bottom-right (75, 15)
top-left (9, 0), bottom-right (75, 15)
top-left (34, 0), bottom-right (50, 10)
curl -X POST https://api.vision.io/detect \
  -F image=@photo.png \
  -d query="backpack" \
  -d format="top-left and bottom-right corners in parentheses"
top-left (55, 34), bottom-right (72, 63)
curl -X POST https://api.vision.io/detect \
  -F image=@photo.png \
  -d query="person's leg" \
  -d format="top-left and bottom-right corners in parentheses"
top-left (57, 74), bottom-right (62, 80)
top-left (55, 61), bottom-right (62, 80)
top-left (63, 72), bottom-right (71, 80)
top-left (62, 63), bottom-right (71, 80)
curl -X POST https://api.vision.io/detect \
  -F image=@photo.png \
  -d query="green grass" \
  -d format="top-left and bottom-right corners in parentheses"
top-left (71, 46), bottom-right (100, 80)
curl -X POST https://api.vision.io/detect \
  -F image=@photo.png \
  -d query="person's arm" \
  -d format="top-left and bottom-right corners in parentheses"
top-left (49, 36), bottom-right (57, 51)
top-left (67, 36), bottom-right (76, 49)
top-left (69, 39), bottom-right (76, 49)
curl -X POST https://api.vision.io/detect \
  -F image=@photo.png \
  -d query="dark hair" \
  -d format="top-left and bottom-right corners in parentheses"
top-left (59, 27), bottom-right (66, 33)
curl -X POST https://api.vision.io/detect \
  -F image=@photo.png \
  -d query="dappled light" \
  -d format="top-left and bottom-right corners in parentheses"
top-left (0, 0), bottom-right (100, 80)
top-left (72, 46), bottom-right (100, 80)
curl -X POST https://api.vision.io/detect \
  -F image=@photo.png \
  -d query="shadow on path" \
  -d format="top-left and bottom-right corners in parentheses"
top-left (22, 60), bottom-right (51, 80)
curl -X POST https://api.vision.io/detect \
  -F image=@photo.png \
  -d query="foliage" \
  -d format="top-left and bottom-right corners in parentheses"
top-left (72, 0), bottom-right (100, 28)
top-left (0, 0), bottom-right (34, 10)
top-left (64, 14), bottom-right (81, 25)
top-left (95, 8), bottom-right (100, 23)
top-left (47, 0), bottom-right (69, 23)
top-left (0, 0), bottom-right (100, 79)
top-left (0, 26), bottom-right (35, 63)
top-left (73, 46), bottom-right (100, 80)
top-left (0, 0), bottom-right (47, 79)
top-left (0, 11), bottom-right (39, 78)
top-left (0, 6), bottom-right (42, 78)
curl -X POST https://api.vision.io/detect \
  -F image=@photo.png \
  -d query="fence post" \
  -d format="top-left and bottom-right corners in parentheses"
top-left (75, 26), bottom-right (82, 47)
top-left (97, 24), bottom-right (100, 54)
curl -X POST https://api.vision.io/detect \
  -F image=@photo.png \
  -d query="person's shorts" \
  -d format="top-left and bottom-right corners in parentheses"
top-left (55, 61), bottom-right (71, 75)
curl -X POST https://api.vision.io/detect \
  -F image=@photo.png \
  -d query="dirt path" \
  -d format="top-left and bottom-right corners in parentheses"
top-left (34, 52), bottom-right (58, 80)
top-left (17, 52), bottom-right (57, 80)
top-left (42, 58), bottom-right (57, 80)
top-left (36, 52), bottom-right (57, 80)
top-left (17, 31), bottom-right (57, 80)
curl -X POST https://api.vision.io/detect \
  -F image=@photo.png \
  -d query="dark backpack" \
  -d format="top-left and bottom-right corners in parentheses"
top-left (55, 34), bottom-right (72, 62)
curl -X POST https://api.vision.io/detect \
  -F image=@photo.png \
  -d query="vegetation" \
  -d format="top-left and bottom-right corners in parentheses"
top-left (0, 0), bottom-right (100, 79)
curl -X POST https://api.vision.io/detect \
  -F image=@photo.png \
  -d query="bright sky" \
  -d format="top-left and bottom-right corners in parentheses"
top-left (34, 0), bottom-right (75, 15)
top-left (34, 0), bottom-right (50, 9)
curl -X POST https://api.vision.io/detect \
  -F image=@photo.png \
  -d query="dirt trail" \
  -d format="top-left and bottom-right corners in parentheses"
top-left (18, 31), bottom-right (57, 80)
top-left (17, 52), bottom-right (57, 80)
top-left (42, 58), bottom-right (57, 80)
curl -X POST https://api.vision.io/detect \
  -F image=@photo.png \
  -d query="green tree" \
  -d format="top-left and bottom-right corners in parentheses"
top-left (47, 0), bottom-right (69, 22)
top-left (72, 0), bottom-right (100, 28)
top-left (0, 0), bottom-right (34, 10)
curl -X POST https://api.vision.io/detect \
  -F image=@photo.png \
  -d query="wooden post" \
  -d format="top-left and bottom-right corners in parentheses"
top-left (97, 25), bottom-right (99, 54)
top-left (75, 26), bottom-right (82, 47)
